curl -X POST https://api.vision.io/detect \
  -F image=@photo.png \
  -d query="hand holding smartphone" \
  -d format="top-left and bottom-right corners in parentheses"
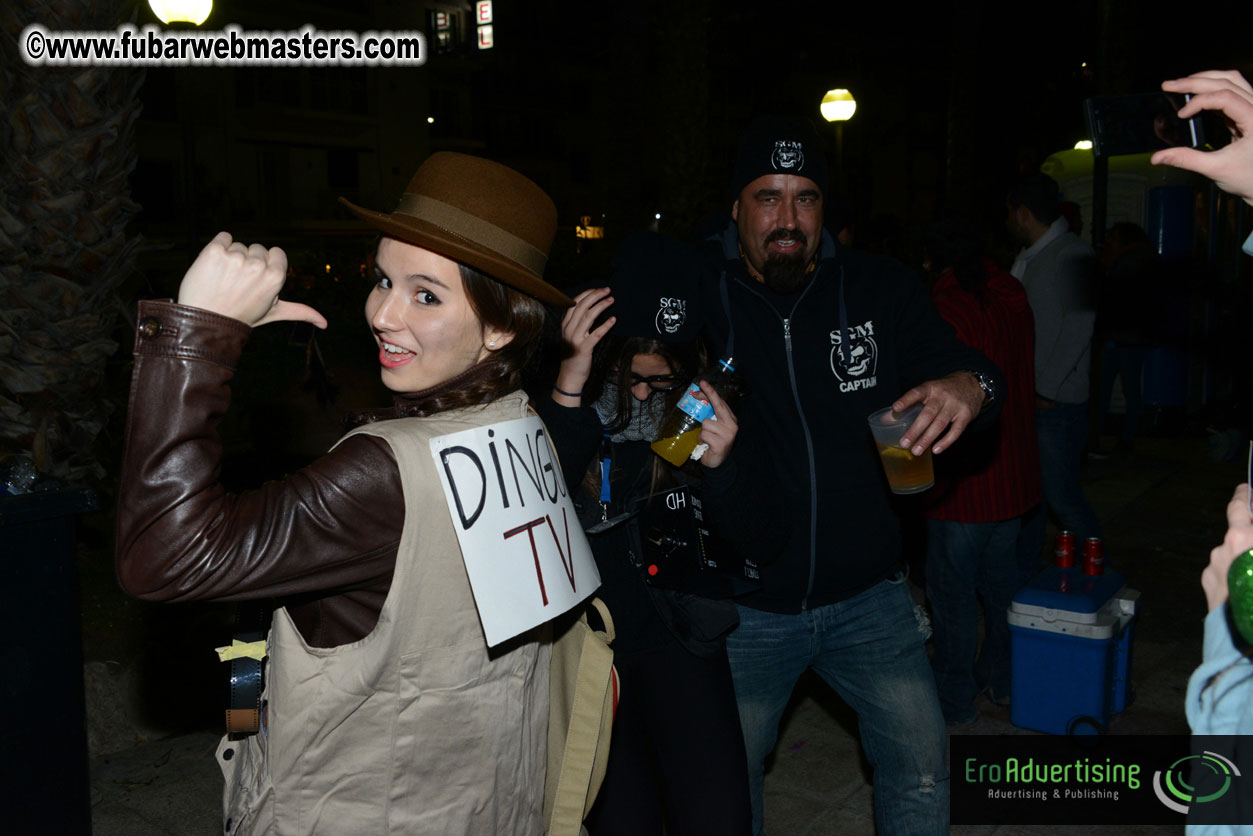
top-left (1084, 91), bottom-right (1204, 157)
top-left (1148, 70), bottom-right (1253, 205)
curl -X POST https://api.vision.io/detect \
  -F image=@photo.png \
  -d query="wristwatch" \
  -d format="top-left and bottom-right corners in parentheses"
top-left (962, 370), bottom-right (996, 410)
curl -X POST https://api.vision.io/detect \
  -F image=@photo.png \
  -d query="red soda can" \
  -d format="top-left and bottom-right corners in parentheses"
top-left (1081, 537), bottom-right (1105, 576)
top-left (1054, 531), bottom-right (1077, 568)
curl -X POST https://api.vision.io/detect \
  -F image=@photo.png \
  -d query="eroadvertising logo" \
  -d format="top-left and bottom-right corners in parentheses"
top-left (1153, 751), bottom-right (1240, 815)
top-left (951, 736), bottom-right (1252, 826)
top-left (960, 752), bottom-right (1141, 803)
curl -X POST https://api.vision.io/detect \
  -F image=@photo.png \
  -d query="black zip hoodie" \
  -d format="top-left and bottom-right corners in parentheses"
top-left (702, 223), bottom-right (1004, 613)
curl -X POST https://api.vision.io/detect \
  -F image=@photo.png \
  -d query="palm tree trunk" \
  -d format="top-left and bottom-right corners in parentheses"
top-left (1, 0), bottom-right (143, 483)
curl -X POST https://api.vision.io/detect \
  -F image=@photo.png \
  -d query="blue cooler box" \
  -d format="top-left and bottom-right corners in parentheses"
top-left (1008, 567), bottom-right (1139, 735)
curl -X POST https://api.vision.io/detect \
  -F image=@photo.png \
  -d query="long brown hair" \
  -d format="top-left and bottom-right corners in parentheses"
top-left (585, 336), bottom-right (704, 434)
top-left (578, 335), bottom-right (706, 497)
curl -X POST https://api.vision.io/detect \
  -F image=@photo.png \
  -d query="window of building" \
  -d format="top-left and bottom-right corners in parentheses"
top-left (427, 8), bottom-right (464, 55)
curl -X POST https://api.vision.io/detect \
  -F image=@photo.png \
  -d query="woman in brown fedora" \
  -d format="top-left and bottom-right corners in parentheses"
top-left (115, 153), bottom-right (572, 835)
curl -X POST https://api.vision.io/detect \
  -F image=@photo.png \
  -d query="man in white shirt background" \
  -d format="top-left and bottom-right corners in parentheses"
top-left (1006, 172), bottom-right (1102, 546)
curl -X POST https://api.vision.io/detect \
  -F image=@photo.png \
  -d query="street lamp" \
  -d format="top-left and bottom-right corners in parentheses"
top-left (819, 89), bottom-right (856, 194)
top-left (148, 0), bottom-right (212, 25)
top-left (820, 89), bottom-right (857, 123)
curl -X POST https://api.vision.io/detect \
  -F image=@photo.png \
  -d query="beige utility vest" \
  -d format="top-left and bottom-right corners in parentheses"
top-left (217, 393), bottom-right (550, 835)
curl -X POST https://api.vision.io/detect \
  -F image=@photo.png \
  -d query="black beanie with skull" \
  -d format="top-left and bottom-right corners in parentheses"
top-left (601, 230), bottom-right (705, 345)
top-left (730, 114), bottom-right (829, 202)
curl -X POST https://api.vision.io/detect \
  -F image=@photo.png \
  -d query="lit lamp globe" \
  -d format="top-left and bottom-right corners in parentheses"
top-left (148, 0), bottom-right (212, 25)
top-left (820, 89), bottom-right (857, 123)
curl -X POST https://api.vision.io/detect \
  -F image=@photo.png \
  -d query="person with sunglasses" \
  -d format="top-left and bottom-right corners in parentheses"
top-left (536, 230), bottom-right (779, 836)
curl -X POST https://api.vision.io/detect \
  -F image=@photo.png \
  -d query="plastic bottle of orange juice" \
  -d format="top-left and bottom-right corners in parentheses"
top-left (650, 357), bottom-right (738, 467)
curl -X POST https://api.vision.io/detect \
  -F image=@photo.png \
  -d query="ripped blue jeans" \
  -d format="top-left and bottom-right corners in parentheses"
top-left (727, 574), bottom-right (949, 836)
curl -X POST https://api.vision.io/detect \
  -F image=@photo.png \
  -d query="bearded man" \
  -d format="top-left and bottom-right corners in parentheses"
top-left (701, 115), bottom-right (1005, 836)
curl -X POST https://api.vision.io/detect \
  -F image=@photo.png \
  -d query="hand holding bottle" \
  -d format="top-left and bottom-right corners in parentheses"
top-left (1202, 483), bottom-right (1253, 613)
top-left (695, 380), bottom-right (738, 469)
top-left (651, 356), bottom-right (741, 466)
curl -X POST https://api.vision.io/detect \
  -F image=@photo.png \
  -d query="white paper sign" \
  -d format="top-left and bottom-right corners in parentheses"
top-left (430, 415), bottom-right (600, 646)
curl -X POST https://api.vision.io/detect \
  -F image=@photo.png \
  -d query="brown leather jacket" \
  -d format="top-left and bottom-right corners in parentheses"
top-left (116, 301), bottom-right (406, 647)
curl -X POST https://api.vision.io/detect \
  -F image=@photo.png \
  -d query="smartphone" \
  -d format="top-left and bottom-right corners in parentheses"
top-left (1083, 92), bottom-right (1204, 157)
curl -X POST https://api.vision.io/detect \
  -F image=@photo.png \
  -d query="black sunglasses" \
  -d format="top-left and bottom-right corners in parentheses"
top-left (611, 369), bottom-right (685, 392)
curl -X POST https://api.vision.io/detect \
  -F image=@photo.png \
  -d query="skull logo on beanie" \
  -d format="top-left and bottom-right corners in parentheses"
top-left (772, 140), bottom-right (805, 171)
top-left (730, 115), bottom-right (828, 200)
top-left (655, 297), bottom-right (687, 335)
top-left (592, 231), bottom-right (704, 344)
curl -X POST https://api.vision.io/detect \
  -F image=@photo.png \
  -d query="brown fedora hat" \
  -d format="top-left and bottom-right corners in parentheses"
top-left (339, 152), bottom-right (572, 307)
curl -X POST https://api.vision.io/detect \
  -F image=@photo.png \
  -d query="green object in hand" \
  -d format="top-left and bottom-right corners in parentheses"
top-left (1228, 549), bottom-right (1253, 645)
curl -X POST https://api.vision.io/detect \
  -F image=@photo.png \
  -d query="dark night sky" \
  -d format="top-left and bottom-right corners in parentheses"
top-left (124, 0), bottom-right (1253, 273)
top-left (129, 0), bottom-right (1253, 242)
top-left (463, 0), bottom-right (1253, 238)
